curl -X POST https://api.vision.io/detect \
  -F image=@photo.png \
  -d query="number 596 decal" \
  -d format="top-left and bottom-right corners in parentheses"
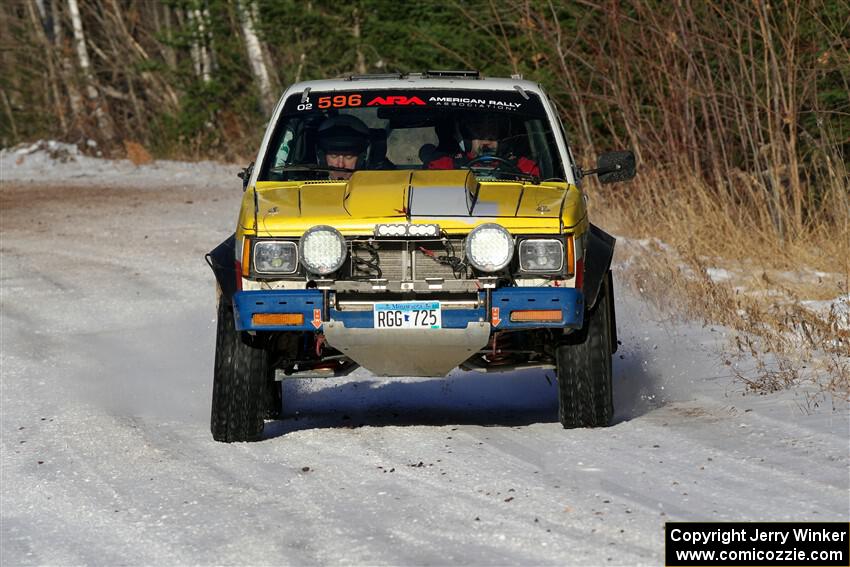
top-left (317, 94), bottom-right (362, 109)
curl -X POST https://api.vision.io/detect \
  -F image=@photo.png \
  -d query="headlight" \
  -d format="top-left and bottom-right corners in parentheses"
top-left (519, 239), bottom-right (564, 272)
top-left (253, 241), bottom-right (298, 274)
top-left (465, 223), bottom-right (514, 272)
top-left (300, 225), bottom-right (347, 275)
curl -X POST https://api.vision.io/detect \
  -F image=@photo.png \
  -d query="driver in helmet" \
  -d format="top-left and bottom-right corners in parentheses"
top-left (316, 114), bottom-right (371, 180)
top-left (425, 113), bottom-right (540, 177)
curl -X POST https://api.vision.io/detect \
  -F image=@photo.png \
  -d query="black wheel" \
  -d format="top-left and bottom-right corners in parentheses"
top-left (555, 274), bottom-right (614, 428)
top-left (211, 298), bottom-right (270, 442)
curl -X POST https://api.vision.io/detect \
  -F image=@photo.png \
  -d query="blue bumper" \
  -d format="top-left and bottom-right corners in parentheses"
top-left (233, 287), bottom-right (584, 332)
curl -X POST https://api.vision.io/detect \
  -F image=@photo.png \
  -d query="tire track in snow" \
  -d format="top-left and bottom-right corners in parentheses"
top-left (2, 177), bottom-right (847, 566)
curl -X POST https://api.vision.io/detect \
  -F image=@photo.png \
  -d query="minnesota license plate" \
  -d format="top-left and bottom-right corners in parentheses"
top-left (373, 301), bottom-right (441, 329)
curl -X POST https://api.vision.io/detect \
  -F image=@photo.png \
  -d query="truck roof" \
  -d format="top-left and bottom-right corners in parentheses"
top-left (283, 71), bottom-right (545, 97)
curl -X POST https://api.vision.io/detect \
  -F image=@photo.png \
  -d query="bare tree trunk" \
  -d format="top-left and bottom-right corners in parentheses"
top-left (155, 3), bottom-right (177, 70)
top-left (184, 9), bottom-right (203, 79)
top-left (294, 52), bottom-right (306, 83)
top-left (1, 89), bottom-right (17, 140)
top-left (756, 1), bottom-right (789, 241)
top-left (34, 0), bottom-right (46, 18)
top-left (237, 0), bottom-right (274, 113)
top-left (352, 8), bottom-right (367, 75)
top-left (202, 5), bottom-right (217, 73)
top-left (52, 0), bottom-right (84, 124)
top-left (27, 0), bottom-right (66, 132)
top-left (260, 38), bottom-right (280, 93)
top-left (67, 0), bottom-right (114, 140)
top-left (187, 6), bottom-right (211, 83)
top-left (778, 2), bottom-right (803, 234)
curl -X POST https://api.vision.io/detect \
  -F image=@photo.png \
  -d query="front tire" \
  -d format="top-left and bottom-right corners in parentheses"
top-left (555, 274), bottom-right (614, 428)
top-left (211, 299), bottom-right (271, 442)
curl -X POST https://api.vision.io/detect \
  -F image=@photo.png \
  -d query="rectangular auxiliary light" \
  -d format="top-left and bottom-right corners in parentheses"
top-left (509, 309), bottom-right (563, 323)
top-left (252, 313), bottom-right (304, 326)
top-left (374, 223), bottom-right (440, 238)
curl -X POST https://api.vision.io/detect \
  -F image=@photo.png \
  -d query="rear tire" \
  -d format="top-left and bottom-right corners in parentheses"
top-left (211, 299), bottom-right (270, 442)
top-left (556, 274), bottom-right (614, 428)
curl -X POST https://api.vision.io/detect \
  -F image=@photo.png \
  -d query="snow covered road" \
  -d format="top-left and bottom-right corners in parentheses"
top-left (1, 157), bottom-right (847, 565)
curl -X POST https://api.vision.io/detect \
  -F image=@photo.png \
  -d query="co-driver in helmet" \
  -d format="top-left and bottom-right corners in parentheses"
top-left (425, 112), bottom-right (540, 177)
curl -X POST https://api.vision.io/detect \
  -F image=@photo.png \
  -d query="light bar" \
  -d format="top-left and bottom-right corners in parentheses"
top-left (374, 223), bottom-right (440, 238)
top-left (509, 309), bottom-right (563, 323)
top-left (252, 313), bottom-right (304, 326)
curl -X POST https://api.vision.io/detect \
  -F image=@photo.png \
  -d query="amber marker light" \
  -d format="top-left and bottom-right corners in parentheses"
top-left (509, 310), bottom-right (563, 322)
top-left (242, 238), bottom-right (252, 276)
top-left (252, 313), bottom-right (304, 326)
top-left (565, 235), bottom-right (575, 276)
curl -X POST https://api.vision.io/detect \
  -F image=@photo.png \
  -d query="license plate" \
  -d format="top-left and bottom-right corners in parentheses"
top-left (373, 301), bottom-right (441, 329)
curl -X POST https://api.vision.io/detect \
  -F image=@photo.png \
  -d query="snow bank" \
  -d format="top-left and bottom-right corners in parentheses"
top-left (801, 294), bottom-right (850, 330)
top-left (0, 140), bottom-right (239, 190)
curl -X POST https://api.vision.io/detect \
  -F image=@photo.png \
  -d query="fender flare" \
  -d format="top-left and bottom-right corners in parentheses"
top-left (583, 225), bottom-right (618, 354)
top-left (583, 223), bottom-right (615, 312)
top-left (206, 234), bottom-right (237, 304)
top-left (605, 269), bottom-right (618, 354)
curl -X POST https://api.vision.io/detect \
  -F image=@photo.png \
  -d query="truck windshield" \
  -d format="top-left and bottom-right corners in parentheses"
top-left (258, 89), bottom-right (565, 182)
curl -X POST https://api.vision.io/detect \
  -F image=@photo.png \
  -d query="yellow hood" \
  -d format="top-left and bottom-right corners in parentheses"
top-left (249, 170), bottom-right (582, 236)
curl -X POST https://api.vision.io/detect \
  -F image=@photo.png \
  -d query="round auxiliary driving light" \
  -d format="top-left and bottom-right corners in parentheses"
top-left (465, 223), bottom-right (515, 272)
top-left (299, 225), bottom-right (347, 275)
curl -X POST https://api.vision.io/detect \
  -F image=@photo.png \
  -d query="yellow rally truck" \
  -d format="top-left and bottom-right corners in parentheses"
top-left (207, 71), bottom-right (635, 442)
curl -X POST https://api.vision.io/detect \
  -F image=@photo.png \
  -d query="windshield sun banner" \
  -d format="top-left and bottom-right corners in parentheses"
top-left (285, 89), bottom-right (535, 114)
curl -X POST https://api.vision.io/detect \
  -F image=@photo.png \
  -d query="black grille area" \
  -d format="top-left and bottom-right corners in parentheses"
top-left (348, 239), bottom-right (466, 280)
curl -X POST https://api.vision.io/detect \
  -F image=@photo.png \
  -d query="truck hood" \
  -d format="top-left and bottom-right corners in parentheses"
top-left (252, 170), bottom-right (573, 235)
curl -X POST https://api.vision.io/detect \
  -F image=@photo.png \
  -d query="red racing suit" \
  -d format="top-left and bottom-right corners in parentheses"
top-left (427, 152), bottom-right (541, 177)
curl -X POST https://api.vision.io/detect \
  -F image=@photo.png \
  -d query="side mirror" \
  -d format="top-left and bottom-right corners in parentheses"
top-left (237, 162), bottom-right (254, 191)
top-left (584, 151), bottom-right (636, 184)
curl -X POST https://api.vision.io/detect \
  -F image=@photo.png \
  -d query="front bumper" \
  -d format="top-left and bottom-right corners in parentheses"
top-left (233, 286), bottom-right (584, 332)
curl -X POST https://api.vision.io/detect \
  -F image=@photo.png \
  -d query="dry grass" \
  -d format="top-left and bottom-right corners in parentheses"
top-left (592, 168), bottom-right (850, 403)
top-left (518, 0), bottom-right (850, 403)
top-left (123, 140), bottom-right (153, 166)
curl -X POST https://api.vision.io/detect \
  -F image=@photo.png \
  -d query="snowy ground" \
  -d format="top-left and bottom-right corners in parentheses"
top-left (1, 147), bottom-right (848, 565)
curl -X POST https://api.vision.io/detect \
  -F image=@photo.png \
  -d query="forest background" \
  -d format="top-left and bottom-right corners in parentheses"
top-left (2, 0), bottom-right (849, 394)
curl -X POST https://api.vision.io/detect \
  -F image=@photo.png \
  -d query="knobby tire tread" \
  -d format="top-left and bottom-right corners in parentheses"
top-left (211, 300), bottom-right (268, 442)
top-left (556, 276), bottom-right (614, 428)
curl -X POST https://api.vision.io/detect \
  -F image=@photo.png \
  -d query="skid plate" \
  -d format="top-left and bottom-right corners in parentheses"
top-left (322, 321), bottom-right (491, 377)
